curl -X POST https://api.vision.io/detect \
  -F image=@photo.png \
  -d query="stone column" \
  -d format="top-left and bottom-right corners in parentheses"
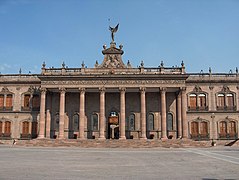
top-left (161, 88), bottom-right (167, 139)
top-left (99, 87), bottom-right (106, 140)
top-left (45, 110), bottom-right (51, 138)
top-left (140, 87), bottom-right (147, 139)
top-left (79, 88), bottom-right (85, 139)
top-left (181, 87), bottom-right (188, 138)
top-left (237, 86), bottom-right (239, 111)
top-left (119, 87), bottom-right (126, 139)
top-left (177, 91), bottom-right (182, 138)
top-left (38, 88), bottom-right (46, 138)
top-left (209, 86), bottom-right (215, 111)
top-left (58, 88), bottom-right (65, 139)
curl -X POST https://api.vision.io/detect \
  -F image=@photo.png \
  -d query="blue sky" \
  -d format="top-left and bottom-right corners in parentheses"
top-left (0, 0), bottom-right (239, 74)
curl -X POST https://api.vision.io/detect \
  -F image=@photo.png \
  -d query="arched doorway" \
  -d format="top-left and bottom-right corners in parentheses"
top-left (108, 111), bottom-right (119, 139)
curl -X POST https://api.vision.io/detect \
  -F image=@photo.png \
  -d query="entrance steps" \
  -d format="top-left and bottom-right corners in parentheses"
top-left (1, 139), bottom-right (238, 148)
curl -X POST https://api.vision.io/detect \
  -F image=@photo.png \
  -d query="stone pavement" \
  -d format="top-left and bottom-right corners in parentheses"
top-left (0, 145), bottom-right (239, 180)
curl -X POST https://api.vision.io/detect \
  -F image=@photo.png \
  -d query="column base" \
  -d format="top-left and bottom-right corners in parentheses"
top-left (140, 137), bottom-right (147, 140)
top-left (119, 137), bottom-right (126, 140)
top-left (161, 137), bottom-right (168, 141)
top-left (37, 135), bottom-right (45, 139)
top-left (98, 137), bottom-right (106, 140)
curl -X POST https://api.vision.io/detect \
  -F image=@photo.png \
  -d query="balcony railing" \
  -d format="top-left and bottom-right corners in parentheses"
top-left (0, 106), bottom-right (13, 111)
top-left (216, 106), bottom-right (236, 111)
top-left (190, 133), bottom-right (210, 141)
top-left (188, 106), bottom-right (208, 111)
top-left (218, 133), bottom-right (238, 140)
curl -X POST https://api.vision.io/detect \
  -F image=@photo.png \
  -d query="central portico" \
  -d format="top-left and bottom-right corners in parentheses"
top-left (38, 35), bottom-right (188, 140)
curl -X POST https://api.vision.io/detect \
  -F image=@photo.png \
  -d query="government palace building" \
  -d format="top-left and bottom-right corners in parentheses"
top-left (0, 30), bottom-right (239, 142)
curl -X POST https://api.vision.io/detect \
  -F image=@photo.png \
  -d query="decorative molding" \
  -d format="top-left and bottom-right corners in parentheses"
top-left (193, 85), bottom-right (202, 92)
top-left (209, 85), bottom-right (214, 90)
top-left (41, 79), bottom-right (185, 86)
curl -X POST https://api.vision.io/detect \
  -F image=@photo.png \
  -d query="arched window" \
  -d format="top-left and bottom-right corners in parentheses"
top-left (91, 113), bottom-right (98, 131)
top-left (32, 94), bottom-right (40, 109)
top-left (167, 113), bottom-right (173, 131)
top-left (217, 94), bottom-right (225, 108)
top-left (199, 94), bottom-right (206, 108)
top-left (22, 121), bottom-right (29, 135)
top-left (0, 121), bottom-right (2, 134)
top-left (219, 121), bottom-right (227, 137)
top-left (128, 114), bottom-right (135, 131)
top-left (55, 114), bottom-right (59, 132)
top-left (0, 95), bottom-right (4, 109)
top-left (24, 94), bottom-right (31, 108)
top-left (189, 94), bottom-right (197, 109)
top-left (147, 113), bottom-right (154, 131)
top-left (4, 121), bottom-right (11, 136)
top-left (227, 94), bottom-right (234, 107)
top-left (191, 122), bottom-right (199, 137)
top-left (73, 114), bottom-right (79, 132)
top-left (200, 121), bottom-right (208, 136)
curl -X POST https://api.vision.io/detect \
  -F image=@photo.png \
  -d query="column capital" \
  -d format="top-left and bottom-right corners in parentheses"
top-left (139, 87), bottom-right (146, 93)
top-left (59, 87), bottom-right (66, 93)
top-left (160, 87), bottom-right (167, 92)
top-left (40, 87), bottom-right (47, 94)
top-left (99, 87), bottom-right (106, 92)
top-left (79, 88), bottom-right (86, 94)
top-left (180, 87), bottom-right (186, 92)
top-left (119, 87), bottom-right (126, 92)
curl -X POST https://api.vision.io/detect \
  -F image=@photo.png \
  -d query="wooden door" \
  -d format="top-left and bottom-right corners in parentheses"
top-left (0, 121), bottom-right (2, 134)
top-left (191, 122), bottom-right (199, 137)
top-left (219, 121), bottom-right (227, 138)
top-left (4, 121), bottom-right (11, 136)
top-left (228, 121), bottom-right (236, 138)
top-left (22, 121), bottom-right (29, 135)
top-left (200, 122), bottom-right (208, 137)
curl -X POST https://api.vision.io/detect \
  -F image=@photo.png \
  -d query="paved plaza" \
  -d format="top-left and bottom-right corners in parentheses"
top-left (0, 145), bottom-right (238, 180)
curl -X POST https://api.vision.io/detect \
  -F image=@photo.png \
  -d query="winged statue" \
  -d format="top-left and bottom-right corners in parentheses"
top-left (109, 23), bottom-right (119, 42)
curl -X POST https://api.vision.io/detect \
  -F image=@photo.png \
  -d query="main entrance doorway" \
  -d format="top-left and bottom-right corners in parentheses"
top-left (107, 111), bottom-right (119, 139)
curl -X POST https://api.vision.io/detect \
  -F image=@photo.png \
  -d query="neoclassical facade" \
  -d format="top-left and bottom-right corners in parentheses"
top-left (0, 40), bottom-right (239, 141)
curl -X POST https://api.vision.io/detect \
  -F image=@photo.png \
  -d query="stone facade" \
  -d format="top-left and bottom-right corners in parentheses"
top-left (0, 41), bottom-right (239, 141)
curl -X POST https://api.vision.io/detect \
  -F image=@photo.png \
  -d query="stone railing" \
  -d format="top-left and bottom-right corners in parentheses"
top-left (41, 66), bottom-right (185, 75)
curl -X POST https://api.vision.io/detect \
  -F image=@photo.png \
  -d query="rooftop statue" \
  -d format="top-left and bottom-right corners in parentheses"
top-left (109, 23), bottom-right (119, 42)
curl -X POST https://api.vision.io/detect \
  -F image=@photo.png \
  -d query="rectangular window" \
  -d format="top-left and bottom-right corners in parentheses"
top-left (6, 95), bottom-right (12, 108)
top-left (24, 95), bottom-right (30, 108)
top-left (189, 94), bottom-right (197, 109)
top-left (218, 94), bottom-right (225, 107)
top-left (0, 95), bottom-right (4, 108)
top-left (199, 94), bottom-right (206, 107)
top-left (227, 94), bottom-right (234, 107)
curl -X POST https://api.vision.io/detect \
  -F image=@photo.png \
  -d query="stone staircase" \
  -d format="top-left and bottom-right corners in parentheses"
top-left (1, 139), bottom-right (238, 148)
